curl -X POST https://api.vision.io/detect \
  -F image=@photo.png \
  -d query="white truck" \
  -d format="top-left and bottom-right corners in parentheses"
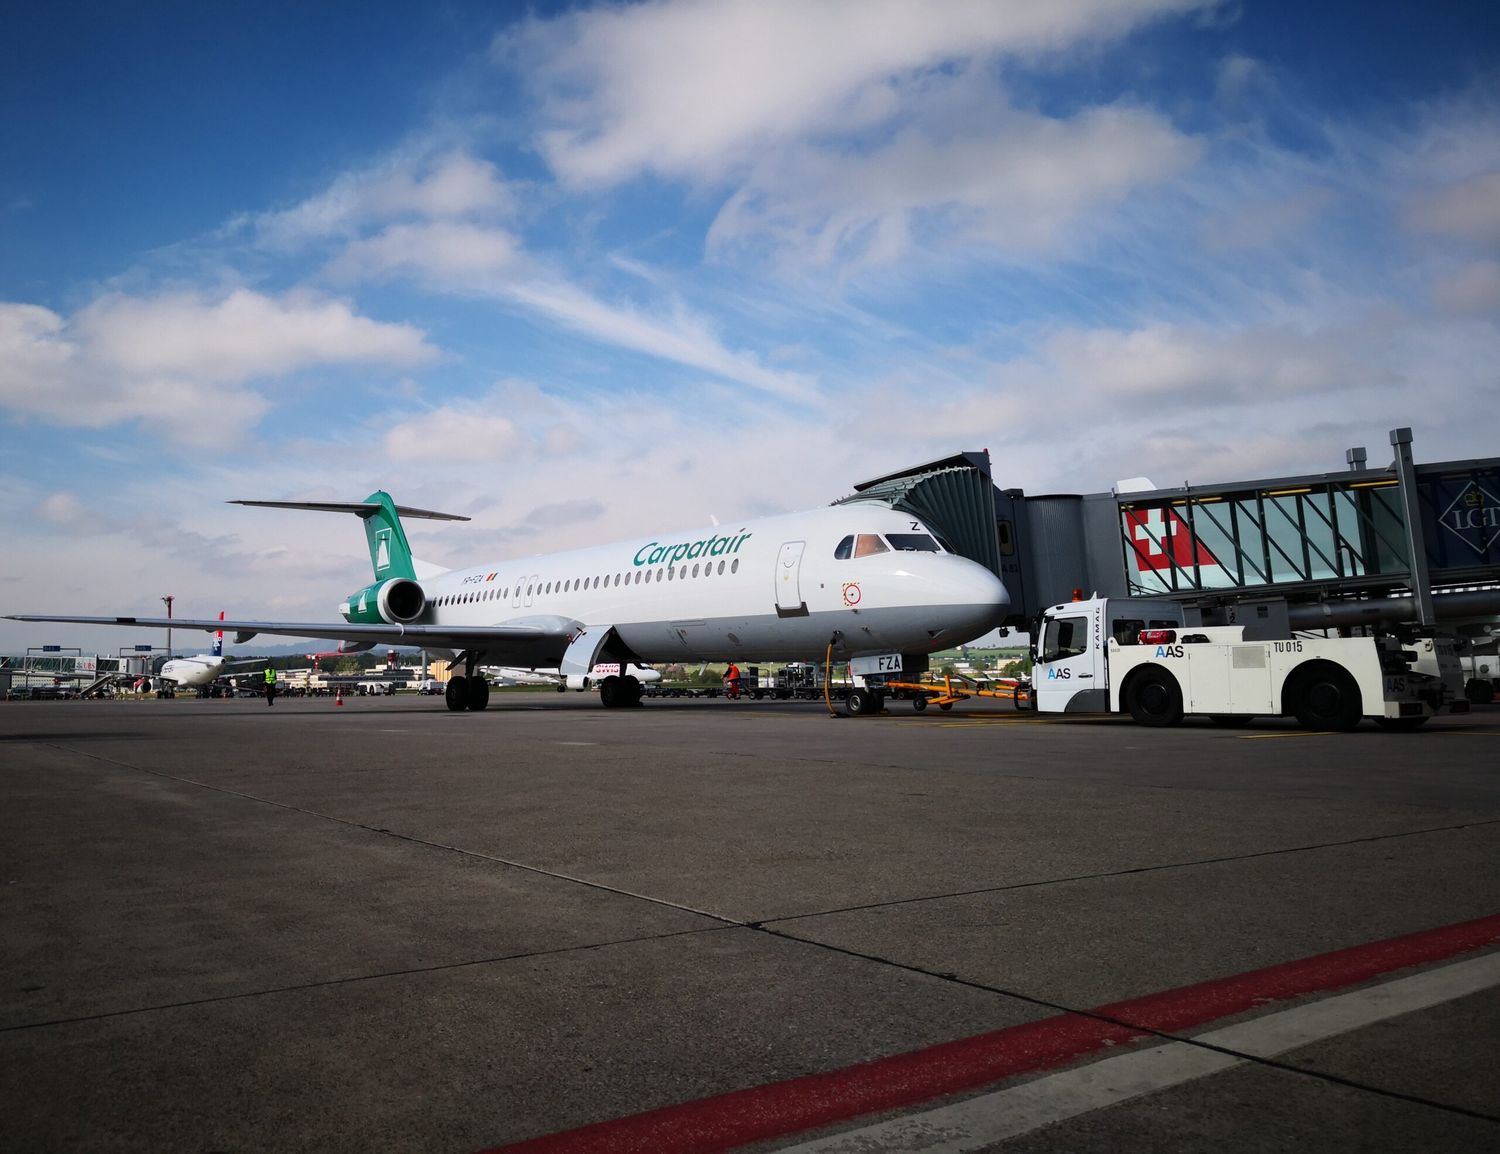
top-left (1033, 596), bottom-right (1463, 731)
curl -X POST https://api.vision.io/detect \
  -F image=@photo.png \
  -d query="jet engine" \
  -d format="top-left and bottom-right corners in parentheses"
top-left (341, 578), bottom-right (427, 625)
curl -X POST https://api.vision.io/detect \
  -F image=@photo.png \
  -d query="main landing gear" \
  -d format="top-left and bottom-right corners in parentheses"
top-left (443, 674), bottom-right (491, 711)
top-left (444, 653), bottom-right (491, 712)
top-left (598, 674), bottom-right (643, 708)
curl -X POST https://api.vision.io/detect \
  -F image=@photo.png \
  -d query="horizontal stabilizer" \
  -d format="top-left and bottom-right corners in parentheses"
top-left (228, 499), bottom-right (469, 522)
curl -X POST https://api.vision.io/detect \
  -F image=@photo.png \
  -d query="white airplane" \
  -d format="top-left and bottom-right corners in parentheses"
top-left (8, 489), bottom-right (1009, 713)
top-left (491, 663), bottom-right (662, 692)
top-left (158, 613), bottom-right (267, 688)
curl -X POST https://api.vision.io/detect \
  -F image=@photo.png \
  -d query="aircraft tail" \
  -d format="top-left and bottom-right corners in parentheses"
top-left (213, 611), bottom-right (224, 658)
top-left (357, 491), bottom-right (420, 581)
top-left (229, 492), bottom-right (469, 583)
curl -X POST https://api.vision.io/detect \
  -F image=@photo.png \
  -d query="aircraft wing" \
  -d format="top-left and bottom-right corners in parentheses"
top-left (4, 614), bottom-right (574, 662)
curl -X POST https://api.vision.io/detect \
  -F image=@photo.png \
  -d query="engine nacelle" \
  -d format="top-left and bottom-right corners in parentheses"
top-left (565, 674), bottom-right (591, 692)
top-left (341, 578), bottom-right (427, 625)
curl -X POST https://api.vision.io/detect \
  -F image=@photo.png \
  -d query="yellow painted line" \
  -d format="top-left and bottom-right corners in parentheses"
top-left (1435, 730), bottom-right (1500, 737)
top-left (1238, 730), bottom-right (1336, 739)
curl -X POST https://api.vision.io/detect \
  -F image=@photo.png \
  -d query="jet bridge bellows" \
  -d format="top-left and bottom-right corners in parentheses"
top-left (837, 451), bottom-right (1002, 580)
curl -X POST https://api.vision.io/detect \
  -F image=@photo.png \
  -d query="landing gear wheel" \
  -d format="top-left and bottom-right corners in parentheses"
top-left (556, 683), bottom-right (567, 693)
top-left (846, 688), bottom-right (873, 716)
top-left (445, 676), bottom-right (468, 712)
top-left (466, 676), bottom-right (490, 711)
top-left (912, 696), bottom-right (928, 712)
top-left (1375, 716), bottom-right (1429, 731)
top-left (622, 675), bottom-right (643, 707)
top-left (1128, 668), bottom-right (1184, 727)
top-left (1208, 714), bottom-right (1255, 728)
top-left (1293, 666), bottom-right (1362, 731)
top-left (599, 675), bottom-right (622, 708)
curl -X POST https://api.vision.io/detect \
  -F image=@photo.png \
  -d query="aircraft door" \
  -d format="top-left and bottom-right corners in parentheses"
top-left (523, 574), bottom-right (538, 608)
top-left (776, 540), bottom-right (808, 617)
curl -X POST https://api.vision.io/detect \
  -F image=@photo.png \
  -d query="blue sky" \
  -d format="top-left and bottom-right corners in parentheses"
top-left (2, 0), bottom-right (1498, 650)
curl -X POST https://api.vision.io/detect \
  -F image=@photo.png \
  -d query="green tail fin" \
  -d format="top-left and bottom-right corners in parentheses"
top-left (360, 491), bottom-right (417, 581)
top-left (229, 494), bottom-right (467, 581)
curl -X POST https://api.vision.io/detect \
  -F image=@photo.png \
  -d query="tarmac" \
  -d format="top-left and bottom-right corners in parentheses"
top-left (2, 692), bottom-right (1498, 1152)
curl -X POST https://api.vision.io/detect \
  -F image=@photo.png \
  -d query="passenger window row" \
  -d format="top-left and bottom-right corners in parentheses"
top-left (430, 558), bottom-right (742, 608)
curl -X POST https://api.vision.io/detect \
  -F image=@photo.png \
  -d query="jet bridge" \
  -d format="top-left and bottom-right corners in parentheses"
top-left (842, 431), bottom-right (1500, 636)
top-left (1091, 432), bottom-right (1500, 634)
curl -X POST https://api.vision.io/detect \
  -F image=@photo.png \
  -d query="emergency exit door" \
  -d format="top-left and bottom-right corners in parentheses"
top-left (775, 540), bottom-right (808, 617)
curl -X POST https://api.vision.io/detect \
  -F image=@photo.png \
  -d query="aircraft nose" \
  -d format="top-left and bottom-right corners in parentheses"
top-left (965, 563), bottom-right (1011, 631)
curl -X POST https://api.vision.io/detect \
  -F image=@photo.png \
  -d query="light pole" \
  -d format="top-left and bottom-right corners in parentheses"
top-left (162, 595), bottom-right (174, 658)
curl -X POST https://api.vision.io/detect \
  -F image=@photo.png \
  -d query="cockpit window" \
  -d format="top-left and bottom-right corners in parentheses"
top-left (853, 534), bottom-right (889, 558)
top-left (886, 533), bottom-right (940, 552)
top-left (834, 535), bottom-right (854, 560)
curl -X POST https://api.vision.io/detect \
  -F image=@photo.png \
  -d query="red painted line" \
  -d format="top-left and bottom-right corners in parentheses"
top-left (479, 912), bottom-right (1500, 1154)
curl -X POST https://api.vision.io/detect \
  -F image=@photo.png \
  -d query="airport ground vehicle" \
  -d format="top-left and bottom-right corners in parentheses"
top-left (640, 664), bottom-right (832, 701)
top-left (1457, 651), bottom-right (1497, 703)
top-left (1032, 596), bottom-right (1464, 731)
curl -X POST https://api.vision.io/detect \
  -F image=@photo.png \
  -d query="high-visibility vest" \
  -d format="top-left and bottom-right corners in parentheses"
top-left (264, 667), bottom-right (277, 684)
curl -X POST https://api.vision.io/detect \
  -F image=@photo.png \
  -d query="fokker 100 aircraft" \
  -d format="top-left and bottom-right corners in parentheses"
top-left (8, 491), bottom-right (1009, 713)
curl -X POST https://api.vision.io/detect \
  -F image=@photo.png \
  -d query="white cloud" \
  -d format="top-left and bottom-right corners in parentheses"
top-left (708, 101), bottom-right (1199, 266)
top-left (1214, 53), bottom-right (1265, 105)
top-left (73, 289), bottom-right (436, 384)
top-left (0, 289), bottom-right (438, 444)
top-left (329, 221), bottom-right (523, 286)
top-left (508, 0), bottom-right (1215, 186)
top-left (382, 404), bottom-right (524, 462)
top-left (37, 491), bottom-right (94, 527)
top-left (1404, 170), bottom-right (1500, 244)
top-left (253, 151), bottom-right (514, 248)
top-left (1040, 322), bottom-right (1375, 402)
top-left (1433, 260), bottom-right (1500, 316)
top-left (504, 279), bottom-right (816, 399)
top-left (0, 302), bottom-right (74, 398)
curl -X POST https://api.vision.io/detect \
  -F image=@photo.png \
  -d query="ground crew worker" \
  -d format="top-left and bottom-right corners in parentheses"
top-left (724, 661), bottom-right (742, 700)
top-left (264, 665), bottom-right (277, 706)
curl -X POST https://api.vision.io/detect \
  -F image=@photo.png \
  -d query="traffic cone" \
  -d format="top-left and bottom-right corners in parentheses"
top-left (335, 688), bottom-right (343, 707)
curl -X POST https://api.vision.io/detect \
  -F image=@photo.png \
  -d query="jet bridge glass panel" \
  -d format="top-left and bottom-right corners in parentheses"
top-left (1120, 480), bottom-right (1412, 596)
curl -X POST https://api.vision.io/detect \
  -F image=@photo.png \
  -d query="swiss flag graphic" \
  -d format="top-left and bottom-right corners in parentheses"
top-left (1125, 508), bottom-right (1223, 573)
